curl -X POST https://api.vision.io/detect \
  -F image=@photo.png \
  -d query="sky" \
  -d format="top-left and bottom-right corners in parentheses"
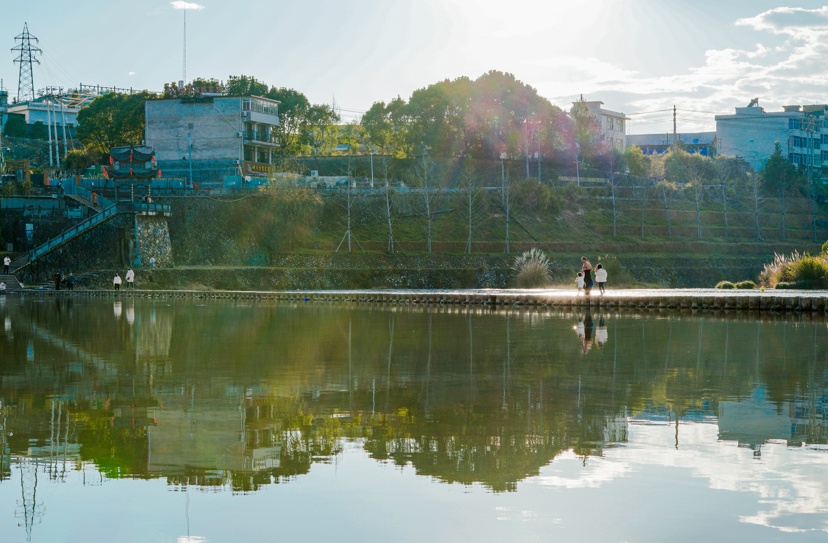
top-left (3, 1), bottom-right (828, 135)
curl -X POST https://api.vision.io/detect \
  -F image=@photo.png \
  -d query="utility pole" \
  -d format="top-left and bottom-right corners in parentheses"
top-left (672, 105), bottom-right (677, 150)
top-left (537, 122), bottom-right (542, 182)
top-left (500, 152), bottom-right (505, 206)
top-left (47, 92), bottom-right (54, 168)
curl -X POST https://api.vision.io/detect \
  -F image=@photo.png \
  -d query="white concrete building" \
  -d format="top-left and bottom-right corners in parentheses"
top-left (715, 100), bottom-right (826, 174)
top-left (7, 96), bottom-right (80, 137)
top-left (582, 100), bottom-right (629, 151)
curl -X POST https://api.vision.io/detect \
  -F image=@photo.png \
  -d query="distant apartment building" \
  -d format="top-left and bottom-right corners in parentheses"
top-left (715, 100), bottom-right (826, 174)
top-left (579, 100), bottom-right (629, 151)
top-left (145, 95), bottom-right (280, 188)
top-left (626, 132), bottom-right (717, 156)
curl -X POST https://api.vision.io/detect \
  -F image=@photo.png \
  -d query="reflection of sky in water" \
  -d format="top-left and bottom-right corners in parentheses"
top-left (1, 297), bottom-right (827, 542)
top-left (2, 426), bottom-right (827, 542)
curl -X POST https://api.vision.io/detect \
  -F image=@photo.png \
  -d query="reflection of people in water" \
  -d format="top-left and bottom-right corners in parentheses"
top-left (596, 315), bottom-right (608, 348)
top-left (575, 311), bottom-right (595, 353)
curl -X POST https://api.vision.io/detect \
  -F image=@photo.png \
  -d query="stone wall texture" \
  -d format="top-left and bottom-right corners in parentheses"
top-left (136, 216), bottom-right (174, 268)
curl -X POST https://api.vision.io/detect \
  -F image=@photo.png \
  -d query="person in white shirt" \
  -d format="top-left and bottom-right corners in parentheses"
top-left (125, 268), bottom-right (135, 289)
top-left (595, 264), bottom-right (608, 294)
top-left (596, 315), bottom-right (608, 347)
top-left (150, 256), bottom-right (156, 270)
top-left (0, 282), bottom-right (6, 291)
top-left (113, 274), bottom-right (122, 291)
top-left (3, 256), bottom-right (10, 275)
top-left (575, 272), bottom-right (585, 295)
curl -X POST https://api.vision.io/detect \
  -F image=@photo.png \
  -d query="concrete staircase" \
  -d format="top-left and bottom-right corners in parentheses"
top-left (66, 193), bottom-right (103, 212)
top-left (0, 274), bottom-right (24, 292)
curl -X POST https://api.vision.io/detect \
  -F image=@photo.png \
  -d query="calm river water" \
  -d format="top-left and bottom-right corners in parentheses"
top-left (1, 295), bottom-right (827, 542)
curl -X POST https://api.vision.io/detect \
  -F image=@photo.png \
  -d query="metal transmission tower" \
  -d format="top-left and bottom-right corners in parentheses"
top-left (12, 23), bottom-right (42, 103)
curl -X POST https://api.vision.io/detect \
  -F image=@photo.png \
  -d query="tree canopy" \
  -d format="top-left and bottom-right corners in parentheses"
top-left (2, 115), bottom-right (28, 138)
top-left (361, 71), bottom-right (567, 159)
top-left (76, 91), bottom-right (156, 154)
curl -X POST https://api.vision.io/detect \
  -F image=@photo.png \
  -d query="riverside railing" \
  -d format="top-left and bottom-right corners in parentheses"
top-left (27, 204), bottom-right (118, 262)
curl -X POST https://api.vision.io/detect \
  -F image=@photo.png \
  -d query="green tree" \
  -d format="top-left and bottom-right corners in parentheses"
top-left (76, 91), bottom-right (156, 154)
top-left (760, 142), bottom-right (801, 241)
top-left (225, 75), bottom-right (269, 96)
top-left (266, 87), bottom-right (311, 155)
top-left (569, 95), bottom-right (600, 162)
top-left (301, 104), bottom-right (340, 158)
top-left (624, 146), bottom-right (646, 177)
top-left (3, 115), bottom-right (28, 138)
top-left (30, 121), bottom-right (48, 140)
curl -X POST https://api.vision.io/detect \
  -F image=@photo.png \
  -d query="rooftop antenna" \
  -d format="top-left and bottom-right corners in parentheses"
top-left (12, 23), bottom-right (41, 103)
top-left (172, 1), bottom-right (205, 84)
top-left (182, 9), bottom-right (187, 83)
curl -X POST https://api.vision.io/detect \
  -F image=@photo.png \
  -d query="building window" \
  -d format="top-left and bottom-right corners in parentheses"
top-left (608, 118), bottom-right (614, 131)
top-left (617, 119), bottom-right (623, 132)
top-left (789, 118), bottom-right (801, 130)
top-left (822, 150), bottom-right (828, 162)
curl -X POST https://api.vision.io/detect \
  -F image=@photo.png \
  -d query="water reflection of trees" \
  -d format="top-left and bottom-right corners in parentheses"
top-left (1, 298), bottom-right (827, 493)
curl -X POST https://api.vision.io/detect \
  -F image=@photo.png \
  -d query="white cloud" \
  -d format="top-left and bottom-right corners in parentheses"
top-left (736, 6), bottom-right (828, 35)
top-left (170, 1), bottom-right (205, 10)
top-left (530, 7), bottom-right (828, 133)
top-left (128, 72), bottom-right (136, 76)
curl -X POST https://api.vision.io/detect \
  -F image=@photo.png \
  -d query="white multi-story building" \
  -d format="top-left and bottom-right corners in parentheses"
top-left (7, 96), bottom-right (81, 138)
top-left (581, 100), bottom-right (629, 151)
top-left (715, 100), bottom-right (826, 174)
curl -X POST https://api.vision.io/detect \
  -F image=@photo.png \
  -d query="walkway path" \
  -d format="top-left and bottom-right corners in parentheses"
top-left (6, 287), bottom-right (828, 313)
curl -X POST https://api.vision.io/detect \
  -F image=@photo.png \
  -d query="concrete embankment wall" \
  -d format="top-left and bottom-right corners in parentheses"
top-left (14, 288), bottom-right (828, 315)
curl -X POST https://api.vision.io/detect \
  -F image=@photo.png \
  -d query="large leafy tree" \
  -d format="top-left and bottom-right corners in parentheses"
top-left (76, 91), bottom-right (156, 154)
top-left (2, 115), bottom-right (28, 138)
top-left (30, 121), bottom-right (49, 140)
top-left (266, 87), bottom-right (311, 156)
top-left (568, 95), bottom-right (601, 161)
top-left (363, 71), bottom-right (565, 160)
top-left (760, 141), bottom-right (802, 241)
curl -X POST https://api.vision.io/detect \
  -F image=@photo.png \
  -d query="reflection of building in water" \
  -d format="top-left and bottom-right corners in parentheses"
top-left (603, 414), bottom-right (629, 443)
top-left (718, 386), bottom-right (828, 454)
top-left (136, 307), bottom-right (173, 360)
top-left (148, 393), bottom-right (283, 484)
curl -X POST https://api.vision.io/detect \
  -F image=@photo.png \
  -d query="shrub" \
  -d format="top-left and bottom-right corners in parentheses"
top-left (715, 281), bottom-right (736, 289)
top-left (735, 281), bottom-right (756, 290)
top-left (760, 251), bottom-right (828, 288)
top-left (512, 247), bottom-right (551, 288)
top-left (597, 255), bottom-right (633, 286)
top-left (759, 251), bottom-right (801, 287)
top-left (822, 240), bottom-right (828, 256)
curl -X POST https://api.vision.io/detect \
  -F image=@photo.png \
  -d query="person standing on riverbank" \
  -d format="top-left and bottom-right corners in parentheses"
top-left (575, 272), bottom-right (585, 295)
top-left (126, 268), bottom-right (135, 289)
top-left (3, 256), bottom-right (10, 275)
top-left (114, 273), bottom-right (122, 291)
top-left (595, 264), bottom-right (607, 294)
top-left (150, 256), bottom-right (156, 270)
top-left (54, 272), bottom-right (62, 291)
top-left (66, 272), bottom-right (76, 291)
top-left (581, 257), bottom-right (593, 295)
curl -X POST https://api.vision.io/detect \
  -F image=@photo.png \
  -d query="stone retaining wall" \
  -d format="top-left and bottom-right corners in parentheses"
top-left (14, 288), bottom-right (828, 314)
